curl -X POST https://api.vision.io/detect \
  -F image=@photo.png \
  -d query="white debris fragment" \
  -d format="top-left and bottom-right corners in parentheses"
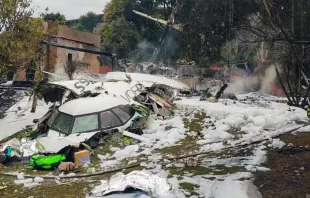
top-left (97, 153), bottom-right (110, 160)
top-left (128, 159), bottom-right (138, 164)
top-left (174, 163), bottom-right (185, 168)
top-left (24, 182), bottom-right (40, 188)
top-left (110, 147), bottom-right (121, 152)
top-left (268, 138), bottom-right (286, 149)
top-left (256, 167), bottom-right (270, 171)
top-left (140, 162), bottom-right (148, 167)
top-left (17, 173), bottom-right (25, 180)
top-left (14, 178), bottom-right (33, 185)
top-left (34, 177), bottom-right (44, 183)
top-left (66, 173), bottom-right (76, 177)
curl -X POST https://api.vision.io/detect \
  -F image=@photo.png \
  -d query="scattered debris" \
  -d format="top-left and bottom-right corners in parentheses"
top-left (200, 84), bottom-right (228, 102)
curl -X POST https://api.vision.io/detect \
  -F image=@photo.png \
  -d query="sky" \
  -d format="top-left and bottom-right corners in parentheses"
top-left (32, 0), bottom-right (110, 20)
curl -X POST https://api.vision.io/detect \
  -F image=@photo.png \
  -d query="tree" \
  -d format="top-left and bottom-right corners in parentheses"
top-left (101, 17), bottom-right (141, 58)
top-left (103, 0), bottom-right (179, 61)
top-left (175, 0), bottom-right (258, 64)
top-left (242, 0), bottom-right (310, 107)
top-left (76, 12), bottom-right (98, 32)
top-left (104, 0), bottom-right (129, 22)
top-left (41, 12), bottom-right (66, 24)
top-left (64, 58), bottom-right (76, 80)
top-left (63, 59), bottom-right (88, 80)
top-left (0, 0), bottom-right (47, 76)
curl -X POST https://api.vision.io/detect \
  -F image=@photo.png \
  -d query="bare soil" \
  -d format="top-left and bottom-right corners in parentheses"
top-left (254, 132), bottom-right (310, 198)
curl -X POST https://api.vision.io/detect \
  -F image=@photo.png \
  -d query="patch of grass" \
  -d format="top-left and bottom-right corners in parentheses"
top-left (183, 111), bottom-right (208, 133)
top-left (179, 182), bottom-right (199, 191)
top-left (168, 166), bottom-right (213, 177)
top-left (159, 136), bottom-right (199, 156)
top-left (218, 147), bottom-right (253, 158)
top-left (168, 164), bottom-right (244, 178)
top-left (0, 164), bottom-right (54, 176)
top-left (226, 126), bottom-right (247, 140)
top-left (0, 175), bottom-right (104, 198)
top-left (95, 140), bottom-right (122, 155)
top-left (210, 165), bottom-right (244, 175)
top-left (122, 165), bottom-right (143, 174)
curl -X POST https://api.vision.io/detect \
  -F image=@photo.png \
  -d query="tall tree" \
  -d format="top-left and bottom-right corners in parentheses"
top-left (104, 0), bottom-right (129, 22)
top-left (242, 0), bottom-right (310, 107)
top-left (0, 0), bottom-right (46, 75)
top-left (101, 17), bottom-right (141, 58)
top-left (76, 12), bottom-right (99, 32)
top-left (175, 0), bottom-right (258, 64)
top-left (41, 12), bottom-right (66, 24)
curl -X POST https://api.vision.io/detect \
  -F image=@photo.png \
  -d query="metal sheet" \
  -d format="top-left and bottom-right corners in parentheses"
top-left (88, 171), bottom-right (171, 197)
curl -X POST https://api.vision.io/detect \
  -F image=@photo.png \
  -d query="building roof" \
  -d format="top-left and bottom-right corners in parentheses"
top-left (59, 95), bottom-right (129, 116)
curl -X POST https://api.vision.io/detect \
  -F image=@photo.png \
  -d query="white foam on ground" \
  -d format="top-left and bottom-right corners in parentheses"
top-left (180, 173), bottom-right (262, 198)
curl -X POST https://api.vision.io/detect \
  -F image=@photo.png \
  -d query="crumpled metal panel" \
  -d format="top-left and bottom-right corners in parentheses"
top-left (88, 171), bottom-right (171, 197)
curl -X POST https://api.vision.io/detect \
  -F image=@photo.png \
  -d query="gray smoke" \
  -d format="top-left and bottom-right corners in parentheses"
top-left (131, 30), bottom-right (179, 66)
top-left (131, 40), bottom-right (156, 62)
top-left (226, 64), bottom-right (279, 94)
top-left (259, 65), bottom-right (277, 93)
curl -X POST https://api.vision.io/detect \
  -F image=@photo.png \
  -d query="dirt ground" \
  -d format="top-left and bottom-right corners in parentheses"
top-left (254, 132), bottom-right (310, 198)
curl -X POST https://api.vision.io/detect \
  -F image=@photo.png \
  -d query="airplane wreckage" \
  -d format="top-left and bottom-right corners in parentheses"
top-left (0, 73), bottom-right (187, 167)
top-left (0, 71), bottom-right (231, 171)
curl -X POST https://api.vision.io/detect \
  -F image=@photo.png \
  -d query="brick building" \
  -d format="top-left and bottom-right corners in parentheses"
top-left (13, 21), bottom-right (103, 81)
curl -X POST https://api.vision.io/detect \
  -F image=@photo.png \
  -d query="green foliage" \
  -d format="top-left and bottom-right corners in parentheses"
top-left (76, 12), bottom-right (98, 32)
top-left (101, 17), bottom-right (141, 58)
top-left (177, 0), bottom-right (259, 64)
top-left (41, 12), bottom-right (66, 24)
top-left (103, 0), bottom-right (129, 22)
top-left (0, 0), bottom-right (47, 74)
top-left (100, 0), bottom-right (259, 63)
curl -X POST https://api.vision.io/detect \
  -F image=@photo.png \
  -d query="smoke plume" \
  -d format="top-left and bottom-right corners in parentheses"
top-left (226, 64), bottom-right (279, 94)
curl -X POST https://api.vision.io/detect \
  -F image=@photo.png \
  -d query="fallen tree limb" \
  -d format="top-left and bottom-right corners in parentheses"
top-left (167, 125), bottom-right (305, 161)
top-left (0, 163), bottom-right (141, 180)
top-left (0, 125), bottom-right (307, 179)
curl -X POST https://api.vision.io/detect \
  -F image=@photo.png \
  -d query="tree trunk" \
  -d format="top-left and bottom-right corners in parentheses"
top-left (30, 94), bottom-right (37, 113)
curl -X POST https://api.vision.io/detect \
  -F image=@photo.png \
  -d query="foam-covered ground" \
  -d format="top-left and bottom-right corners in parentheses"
top-left (1, 92), bottom-right (308, 198)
